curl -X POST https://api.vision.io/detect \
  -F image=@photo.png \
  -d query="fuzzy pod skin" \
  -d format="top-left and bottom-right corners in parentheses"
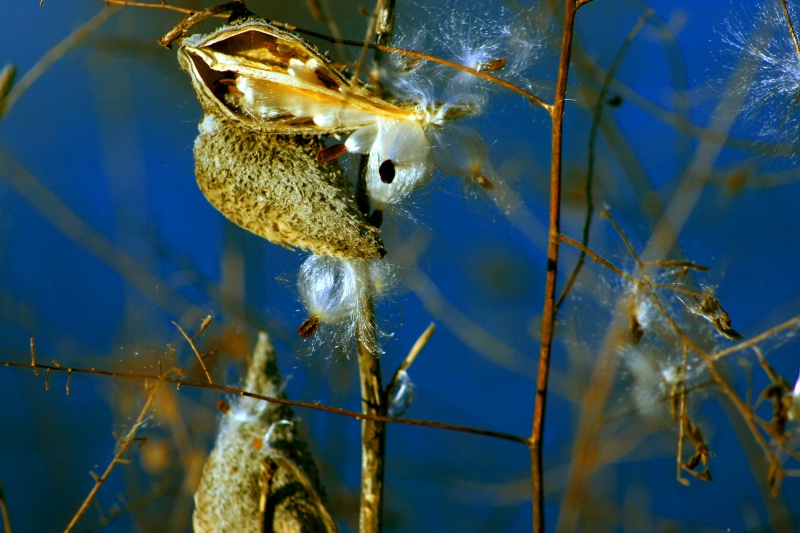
top-left (193, 331), bottom-right (338, 533)
top-left (193, 114), bottom-right (385, 259)
top-left (176, 16), bottom-right (385, 260)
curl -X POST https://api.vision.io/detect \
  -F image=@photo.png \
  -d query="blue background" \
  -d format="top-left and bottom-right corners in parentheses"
top-left (1, 0), bottom-right (800, 531)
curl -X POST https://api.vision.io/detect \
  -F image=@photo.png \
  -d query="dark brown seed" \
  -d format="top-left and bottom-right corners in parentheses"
top-left (297, 315), bottom-right (321, 338)
top-left (475, 173), bottom-right (494, 189)
top-left (379, 159), bottom-right (395, 183)
top-left (316, 143), bottom-right (347, 162)
top-left (478, 58), bottom-right (506, 72)
top-left (314, 68), bottom-right (340, 90)
top-left (216, 399), bottom-right (231, 413)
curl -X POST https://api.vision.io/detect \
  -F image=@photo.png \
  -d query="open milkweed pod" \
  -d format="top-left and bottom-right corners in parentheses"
top-left (175, 17), bottom-right (386, 259)
top-left (176, 16), bottom-right (434, 135)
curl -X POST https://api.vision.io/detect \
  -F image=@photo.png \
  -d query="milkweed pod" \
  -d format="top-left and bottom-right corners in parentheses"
top-left (192, 114), bottom-right (385, 259)
top-left (176, 17), bottom-right (425, 135)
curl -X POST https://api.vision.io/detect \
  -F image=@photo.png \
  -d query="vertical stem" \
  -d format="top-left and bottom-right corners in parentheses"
top-left (357, 2), bottom-right (395, 532)
top-left (358, 296), bottom-right (386, 533)
top-left (531, 1), bottom-right (578, 532)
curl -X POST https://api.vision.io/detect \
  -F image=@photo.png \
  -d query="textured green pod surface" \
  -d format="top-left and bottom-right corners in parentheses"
top-left (193, 114), bottom-right (385, 259)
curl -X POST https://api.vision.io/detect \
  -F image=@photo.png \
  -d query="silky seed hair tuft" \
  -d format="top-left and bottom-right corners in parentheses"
top-left (297, 255), bottom-right (395, 356)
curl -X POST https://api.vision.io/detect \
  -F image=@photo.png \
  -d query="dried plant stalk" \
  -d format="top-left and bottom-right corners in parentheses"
top-left (193, 331), bottom-right (337, 533)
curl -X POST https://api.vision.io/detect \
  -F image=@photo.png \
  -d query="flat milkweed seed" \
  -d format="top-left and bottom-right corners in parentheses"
top-left (477, 58), bottom-right (507, 73)
top-left (316, 143), bottom-right (347, 163)
top-left (378, 159), bottom-right (396, 184)
top-left (474, 173), bottom-right (494, 190)
top-left (297, 315), bottom-right (321, 338)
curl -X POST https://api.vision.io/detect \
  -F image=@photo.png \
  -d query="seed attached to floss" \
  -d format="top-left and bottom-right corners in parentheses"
top-left (379, 159), bottom-right (396, 183)
top-left (297, 315), bottom-right (321, 339)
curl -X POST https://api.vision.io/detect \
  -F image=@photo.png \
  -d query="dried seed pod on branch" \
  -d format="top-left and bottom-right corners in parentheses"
top-left (174, 15), bottom-right (386, 259)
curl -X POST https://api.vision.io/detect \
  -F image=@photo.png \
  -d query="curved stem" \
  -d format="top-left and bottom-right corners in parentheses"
top-left (531, 1), bottom-right (578, 532)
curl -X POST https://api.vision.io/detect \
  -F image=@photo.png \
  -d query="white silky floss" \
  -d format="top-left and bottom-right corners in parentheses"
top-left (297, 255), bottom-right (395, 354)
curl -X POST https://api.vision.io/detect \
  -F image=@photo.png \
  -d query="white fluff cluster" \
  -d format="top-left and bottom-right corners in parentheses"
top-left (721, 1), bottom-right (800, 151)
top-left (294, 3), bottom-right (541, 357)
top-left (337, 3), bottom-right (542, 213)
top-left (297, 255), bottom-right (394, 355)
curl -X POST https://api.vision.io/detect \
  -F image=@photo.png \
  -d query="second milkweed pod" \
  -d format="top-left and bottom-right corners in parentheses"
top-left (193, 114), bottom-right (385, 259)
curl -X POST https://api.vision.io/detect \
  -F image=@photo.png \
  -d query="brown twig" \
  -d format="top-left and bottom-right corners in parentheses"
top-left (356, 296), bottom-right (386, 533)
top-left (531, 1), bottom-right (578, 532)
top-left (172, 320), bottom-right (213, 384)
top-left (0, 359), bottom-right (528, 445)
top-left (63, 369), bottom-right (174, 532)
top-left (780, 0), bottom-right (800, 63)
top-left (155, 1), bottom-right (243, 49)
top-left (355, 1), bottom-right (395, 527)
top-left (104, 0), bottom-right (207, 14)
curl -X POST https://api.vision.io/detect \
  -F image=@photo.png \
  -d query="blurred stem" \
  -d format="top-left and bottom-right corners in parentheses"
top-left (531, 1), bottom-right (578, 533)
top-left (555, 10), bottom-right (654, 313)
top-left (357, 296), bottom-right (386, 533)
top-left (0, 476), bottom-right (11, 533)
top-left (357, 2), bottom-right (395, 532)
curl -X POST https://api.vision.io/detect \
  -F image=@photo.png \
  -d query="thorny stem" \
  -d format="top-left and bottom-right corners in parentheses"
top-left (531, 1), bottom-right (578, 532)
top-left (2, 358), bottom-right (529, 444)
top-left (63, 369), bottom-right (173, 532)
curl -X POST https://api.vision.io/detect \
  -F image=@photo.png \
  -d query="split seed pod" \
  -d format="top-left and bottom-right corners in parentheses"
top-left (176, 17), bottom-right (386, 259)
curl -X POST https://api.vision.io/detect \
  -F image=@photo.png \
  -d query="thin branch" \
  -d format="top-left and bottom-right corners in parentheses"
top-left (0, 476), bottom-right (11, 533)
top-left (531, 1), bottom-right (578, 532)
top-left (780, 0), bottom-right (800, 64)
top-left (63, 369), bottom-right (174, 532)
top-left (356, 1), bottom-right (395, 528)
top-left (388, 322), bottom-right (435, 393)
top-left (172, 320), bottom-right (213, 384)
top-left (356, 295), bottom-right (386, 533)
top-left (155, 1), bottom-right (243, 49)
top-left (0, 359), bottom-right (529, 445)
top-left (556, 11), bottom-right (653, 312)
